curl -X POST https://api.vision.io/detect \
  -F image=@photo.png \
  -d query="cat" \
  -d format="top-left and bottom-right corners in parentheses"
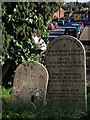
top-left (31, 32), bottom-right (47, 55)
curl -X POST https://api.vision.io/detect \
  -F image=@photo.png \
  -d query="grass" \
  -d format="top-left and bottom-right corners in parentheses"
top-left (1, 87), bottom-right (90, 119)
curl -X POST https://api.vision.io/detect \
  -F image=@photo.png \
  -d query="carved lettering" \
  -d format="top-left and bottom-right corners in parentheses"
top-left (45, 35), bottom-right (87, 109)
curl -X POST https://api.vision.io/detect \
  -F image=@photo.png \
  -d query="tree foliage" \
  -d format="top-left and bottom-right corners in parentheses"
top-left (2, 2), bottom-right (62, 87)
top-left (2, 2), bottom-right (62, 64)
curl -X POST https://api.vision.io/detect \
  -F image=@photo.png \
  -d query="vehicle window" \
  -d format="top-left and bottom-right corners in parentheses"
top-left (69, 29), bottom-right (75, 31)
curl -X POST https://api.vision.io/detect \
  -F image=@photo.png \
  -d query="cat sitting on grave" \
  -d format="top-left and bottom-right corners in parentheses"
top-left (31, 32), bottom-right (47, 55)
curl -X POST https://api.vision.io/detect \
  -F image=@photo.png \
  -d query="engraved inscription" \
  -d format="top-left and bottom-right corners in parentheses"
top-left (45, 35), bottom-right (87, 109)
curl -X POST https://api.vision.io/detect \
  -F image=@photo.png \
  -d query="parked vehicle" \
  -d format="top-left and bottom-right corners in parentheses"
top-left (70, 16), bottom-right (74, 22)
top-left (65, 18), bottom-right (71, 23)
top-left (81, 18), bottom-right (88, 25)
top-left (48, 23), bottom-right (56, 30)
top-left (64, 27), bottom-right (78, 38)
top-left (58, 19), bottom-right (65, 26)
top-left (81, 18), bottom-right (88, 22)
top-left (71, 23), bottom-right (82, 35)
top-left (76, 21), bottom-right (85, 31)
top-left (52, 21), bottom-right (58, 28)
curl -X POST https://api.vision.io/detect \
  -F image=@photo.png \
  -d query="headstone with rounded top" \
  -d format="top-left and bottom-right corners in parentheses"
top-left (80, 27), bottom-right (90, 86)
top-left (45, 35), bottom-right (87, 110)
top-left (12, 61), bottom-right (49, 106)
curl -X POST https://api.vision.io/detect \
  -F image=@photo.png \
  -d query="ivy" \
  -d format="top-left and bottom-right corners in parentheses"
top-left (2, 2), bottom-right (62, 87)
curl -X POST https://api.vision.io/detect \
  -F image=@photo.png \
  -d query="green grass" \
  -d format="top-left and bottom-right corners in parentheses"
top-left (2, 87), bottom-right (12, 100)
top-left (1, 87), bottom-right (90, 119)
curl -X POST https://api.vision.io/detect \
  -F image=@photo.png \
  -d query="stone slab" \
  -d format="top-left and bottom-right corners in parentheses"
top-left (45, 35), bottom-right (87, 110)
top-left (12, 61), bottom-right (49, 105)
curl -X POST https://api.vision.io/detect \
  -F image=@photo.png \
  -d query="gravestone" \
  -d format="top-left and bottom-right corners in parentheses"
top-left (45, 35), bottom-right (87, 110)
top-left (12, 61), bottom-right (49, 106)
top-left (80, 27), bottom-right (90, 86)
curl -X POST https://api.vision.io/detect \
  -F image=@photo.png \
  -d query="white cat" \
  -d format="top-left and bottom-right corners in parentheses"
top-left (31, 32), bottom-right (47, 54)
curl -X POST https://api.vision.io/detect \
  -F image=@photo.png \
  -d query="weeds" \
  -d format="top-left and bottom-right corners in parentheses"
top-left (1, 88), bottom-right (90, 119)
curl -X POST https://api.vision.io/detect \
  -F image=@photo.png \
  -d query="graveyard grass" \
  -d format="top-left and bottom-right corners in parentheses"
top-left (1, 87), bottom-right (90, 120)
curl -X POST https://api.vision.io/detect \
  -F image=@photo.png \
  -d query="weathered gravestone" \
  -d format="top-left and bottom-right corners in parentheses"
top-left (12, 61), bottom-right (49, 105)
top-left (80, 27), bottom-right (90, 86)
top-left (45, 35), bottom-right (87, 110)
